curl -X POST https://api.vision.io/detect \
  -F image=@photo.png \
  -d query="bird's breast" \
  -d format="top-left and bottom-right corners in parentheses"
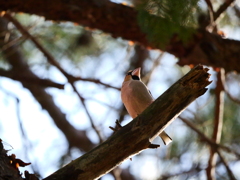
top-left (121, 81), bottom-right (153, 118)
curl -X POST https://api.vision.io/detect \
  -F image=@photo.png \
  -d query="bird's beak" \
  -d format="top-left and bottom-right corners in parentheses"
top-left (132, 67), bottom-right (141, 78)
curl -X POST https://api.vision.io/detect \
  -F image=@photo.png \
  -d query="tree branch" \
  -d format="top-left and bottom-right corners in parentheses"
top-left (0, 68), bottom-right (65, 89)
top-left (43, 65), bottom-right (211, 180)
top-left (1, 1), bottom-right (240, 72)
top-left (207, 68), bottom-right (225, 180)
top-left (180, 116), bottom-right (240, 159)
top-left (0, 17), bottom-right (95, 152)
top-left (2, 12), bottom-right (120, 90)
top-left (214, 0), bottom-right (235, 21)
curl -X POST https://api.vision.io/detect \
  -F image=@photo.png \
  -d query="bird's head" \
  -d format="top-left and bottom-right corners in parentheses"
top-left (123, 67), bottom-right (141, 82)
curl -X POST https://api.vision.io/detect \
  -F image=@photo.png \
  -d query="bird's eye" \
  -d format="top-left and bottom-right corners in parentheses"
top-left (127, 71), bottom-right (133, 75)
top-left (132, 75), bottom-right (140, 80)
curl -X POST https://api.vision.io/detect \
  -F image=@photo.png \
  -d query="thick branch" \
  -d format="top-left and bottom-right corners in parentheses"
top-left (0, 1), bottom-right (240, 72)
top-left (44, 65), bottom-right (211, 180)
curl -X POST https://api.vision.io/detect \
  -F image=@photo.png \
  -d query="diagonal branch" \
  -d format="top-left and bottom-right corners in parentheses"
top-left (180, 117), bottom-right (240, 159)
top-left (215, 149), bottom-right (236, 180)
top-left (214, 0), bottom-right (235, 21)
top-left (43, 65), bottom-right (211, 180)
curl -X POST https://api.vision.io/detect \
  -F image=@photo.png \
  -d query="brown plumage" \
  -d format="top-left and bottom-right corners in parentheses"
top-left (121, 67), bottom-right (172, 145)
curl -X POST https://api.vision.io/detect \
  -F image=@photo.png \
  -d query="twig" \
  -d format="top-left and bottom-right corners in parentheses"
top-left (204, 0), bottom-right (215, 29)
top-left (206, 68), bottom-right (225, 180)
top-left (214, 0), bottom-right (235, 21)
top-left (159, 164), bottom-right (202, 180)
top-left (205, 0), bottom-right (214, 14)
top-left (179, 117), bottom-right (240, 159)
top-left (216, 149), bottom-right (237, 180)
top-left (0, 86), bottom-right (41, 178)
top-left (70, 83), bottom-right (104, 143)
top-left (74, 77), bottom-right (120, 90)
top-left (142, 52), bottom-right (164, 85)
top-left (225, 89), bottom-right (240, 104)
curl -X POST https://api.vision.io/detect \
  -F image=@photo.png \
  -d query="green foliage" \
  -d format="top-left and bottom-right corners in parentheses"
top-left (137, 0), bottom-right (199, 48)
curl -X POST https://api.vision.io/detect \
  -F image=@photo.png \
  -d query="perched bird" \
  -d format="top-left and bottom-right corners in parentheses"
top-left (121, 67), bottom-right (172, 145)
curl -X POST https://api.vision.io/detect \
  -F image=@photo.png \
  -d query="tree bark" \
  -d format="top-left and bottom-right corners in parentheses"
top-left (0, 140), bottom-right (23, 180)
top-left (0, 0), bottom-right (240, 72)
top-left (43, 65), bottom-right (211, 180)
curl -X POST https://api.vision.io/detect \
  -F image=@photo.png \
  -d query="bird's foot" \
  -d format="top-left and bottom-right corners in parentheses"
top-left (109, 119), bottom-right (122, 132)
top-left (148, 143), bottom-right (160, 149)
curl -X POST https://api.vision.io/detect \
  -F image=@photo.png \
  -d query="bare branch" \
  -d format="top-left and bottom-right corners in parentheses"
top-left (216, 149), bottom-right (237, 180)
top-left (179, 117), bottom-right (240, 159)
top-left (70, 83), bottom-right (104, 143)
top-left (159, 164), bottom-right (202, 180)
top-left (0, 68), bottom-right (65, 89)
top-left (214, 0), bottom-right (235, 21)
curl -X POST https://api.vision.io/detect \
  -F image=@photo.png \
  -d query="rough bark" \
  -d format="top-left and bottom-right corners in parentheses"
top-left (43, 65), bottom-right (211, 180)
top-left (0, 141), bottom-right (23, 180)
top-left (0, 0), bottom-right (239, 72)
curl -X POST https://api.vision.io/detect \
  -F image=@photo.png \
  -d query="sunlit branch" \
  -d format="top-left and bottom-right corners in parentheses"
top-left (204, 0), bottom-right (215, 29)
top-left (1, 0), bottom-right (240, 73)
top-left (206, 68), bottom-right (225, 180)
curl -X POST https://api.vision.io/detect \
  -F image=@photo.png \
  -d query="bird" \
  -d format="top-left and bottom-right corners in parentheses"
top-left (121, 67), bottom-right (172, 145)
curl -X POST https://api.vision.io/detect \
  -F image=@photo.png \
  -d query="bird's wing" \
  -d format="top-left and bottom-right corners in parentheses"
top-left (148, 89), bottom-right (154, 99)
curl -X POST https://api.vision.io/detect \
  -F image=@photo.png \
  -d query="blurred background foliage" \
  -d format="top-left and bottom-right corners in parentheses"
top-left (0, 0), bottom-right (240, 180)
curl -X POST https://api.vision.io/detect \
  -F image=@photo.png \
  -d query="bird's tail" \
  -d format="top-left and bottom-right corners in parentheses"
top-left (159, 131), bottom-right (172, 145)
